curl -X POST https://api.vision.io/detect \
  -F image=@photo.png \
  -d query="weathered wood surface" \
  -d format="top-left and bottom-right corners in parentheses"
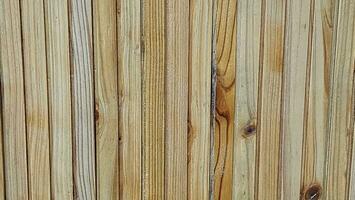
top-left (0, 0), bottom-right (353, 199)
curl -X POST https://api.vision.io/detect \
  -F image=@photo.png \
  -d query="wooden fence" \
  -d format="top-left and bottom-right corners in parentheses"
top-left (0, 0), bottom-right (354, 199)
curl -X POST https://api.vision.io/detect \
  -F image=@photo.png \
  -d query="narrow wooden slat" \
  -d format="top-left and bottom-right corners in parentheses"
top-left (213, 0), bottom-right (236, 198)
top-left (0, 0), bottom-right (28, 199)
top-left (70, 0), bottom-right (96, 199)
top-left (142, 0), bottom-right (165, 198)
top-left (301, 0), bottom-right (334, 195)
top-left (165, 0), bottom-right (189, 199)
top-left (325, 0), bottom-right (355, 198)
top-left (44, 0), bottom-right (73, 199)
top-left (118, 0), bottom-right (142, 198)
top-left (93, 0), bottom-right (119, 198)
top-left (256, 0), bottom-right (286, 198)
top-left (21, 0), bottom-right (51, 199)
top-left (188, 0), bottom-right (213, 198)
top-left (232, 0), bottom-right (262, 199)
top-left (280, 0), bottom-right (313, 198)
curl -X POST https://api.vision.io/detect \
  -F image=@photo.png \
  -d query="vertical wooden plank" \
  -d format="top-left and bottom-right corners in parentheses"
top-left (70, 0), bottom-right (96, 199)
top-left (21, 0), bottom-right (51, 199)
top-left (233, 0), bottom-right (262, 199)
top-left (165, 0), bottom-right (189, 199)
top-left (280, 0), bottom-right (312, 199)
top-left (118, 0), bottom-right (142, 198)
top-left (93, 0), bottom-right (119, 198)
top-left (213, 0), bottom-right (236, 198)
top-left (188, 0), bottom-right (213, 198)
top-left (301, 0), bottom-right (334, 196)
top-left (0, 0), bottom-right (29, 199)
top-left (142, 0), bottom-right (165, 198)
top-left (325, 0), bottom-right (355, 198)
top-left (44, 0), bottom-right (73, 199)
top-left (256, 0), bottom-right (286, 199)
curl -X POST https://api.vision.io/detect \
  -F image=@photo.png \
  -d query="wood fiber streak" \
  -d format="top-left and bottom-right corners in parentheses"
top-left (21, 0), bottom-right (51, 199)
top-left (188, 0), bottom-right (213, 199)
top-left (93, 0), bottom-right (119, 198)
top-left (0, 107), bottom-right (3, 200)
top-left (165, 0), bottom-right (189, 199)
top-left (281, 0), bottom-right (312, 199)
top-left (325, 0), bottom-right (355, 198)
top-left (142, 0), bottom-right (165, 198)
top-left (214, 0), bottom-right (236, 198)
top-left (256, 0), bottom-right (286, 199)
top-left (70, 0), bottom-right (96, 199)
top-left (0, 0), bottom-right (28, 199)
top-left (44, 0), bottom-right (73, 199)
top-left (118, 0), bottom-right (142, 199)
top-left (301, 0), bottom-right (334, 195)
top-left (233, 0), bottom-right (262, 199)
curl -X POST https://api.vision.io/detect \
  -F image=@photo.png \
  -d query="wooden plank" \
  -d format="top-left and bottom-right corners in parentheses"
top-left (118, 0), bottom-right (142, 198)
top-left (93, 0), bottom-right (119, 198)
top-left (142, 0), bottom-right (165, 198)
top-left (70, 0), bottom-right (96, 199)
top-left (165, 0), bottom-right (189, 199)
top-left (232, 0), bottom-right (262, 199)
top-left (325, 0), bottom-right (355, 198)
top-left (21, 0), bottom-right (51, 199)
top-left (213, 0), bottom-right (236, 198)
top-left (280, 0), bottom-right (313, 199)
top-left (0, 0), bottom-right (29, 199)
top-left (44, 0), bottom-right (73, 199)
top-left (255, 0), bottom-right (286, 198)
top-left (188, 0), bottom-right (213, 198)
top-left (300, 0), bottom-right (334, 197)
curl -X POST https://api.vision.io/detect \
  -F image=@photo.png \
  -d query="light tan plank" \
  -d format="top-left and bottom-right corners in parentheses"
top-left (70, 0), bottom-right (96, 199)
top-left (44, 0), bottom-right (73, 199)
top-left (280, 0), bottom-right (313, 199)
top-left (325, 0), bottom-right (355, 198)
top-left (142, 0), bottom-right (165, 198)
top-left (256, 0), bottom-right (286, 199)
top-left (118, 0), bottom-right (142, 198)
top-left (300, 0), bottom-right (334, 198)
top-left (93, 0), bottom-right (119, 198)
top-left (233, 0), bottom-right (262, 199)
top-left (165, 0), bottom-right (189, 199)
top-left (0, 0), bottom-right (29, 199)
top-left (21, 0), bottom-right (51, 199)
top-left (188, 0), bottom-right (213, 198)
top-left (213, 0), bottom-right (236, 198)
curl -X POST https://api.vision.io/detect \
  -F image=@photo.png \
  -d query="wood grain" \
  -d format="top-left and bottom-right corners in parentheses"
top-left (0, 0), bottom-right (29, 199)
top-left (142, 0), bottom-right (165, 198)
top-left (93, 0), bottom-right (119, 198)
top-left (325, 0), bottom-right (355, 198)
top-left (256, 0), bottom-right (286, 199)
top-left (232, 0), bottom-right (262, 199)
top-left (280, 0), bottom-right (312, 199)
top-left (301, 0), bottom-right (334, 196)
top-left (118, 0), bottom-right (142, 198)
top-left (70, 0), bottom-right (96, 199)
top-left (21, 0), bottom-right (51, 199)
top-left (188, 0), bottom-right (213, 199)
top-left (213, 0), bottom-right (236, 198)
top-left (165, 0), bottom-right (189, 199)
top-left (44, 0), bottom-right (73, 199)
top-left (0, 106), bottom-right (3, 200)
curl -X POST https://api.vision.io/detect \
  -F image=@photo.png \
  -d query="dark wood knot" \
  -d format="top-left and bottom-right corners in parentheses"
top-left (302, 183), bottom-right (322, 200)
top-left (242, 119), bottom-right (257, 138)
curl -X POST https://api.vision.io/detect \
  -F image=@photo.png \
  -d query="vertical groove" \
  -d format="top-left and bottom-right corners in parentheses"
top-left (0, 42), bottom-right (7, 200)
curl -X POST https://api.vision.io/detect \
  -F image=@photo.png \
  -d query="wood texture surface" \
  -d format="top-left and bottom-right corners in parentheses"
top-left (0, 0), bottom-right (354, 199)
top-left (94, 0), bottom-right (119, 198)
top-left (44, 0), bottom-right (73, 199)
top-left (118, 0), bottom-right (142, 199)
top-left (21, 0), bottom-right (51, 199)
top-left (70, 0), bottom-right (96, 199)
top-left (0, 1), bottom-right (29, 199)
